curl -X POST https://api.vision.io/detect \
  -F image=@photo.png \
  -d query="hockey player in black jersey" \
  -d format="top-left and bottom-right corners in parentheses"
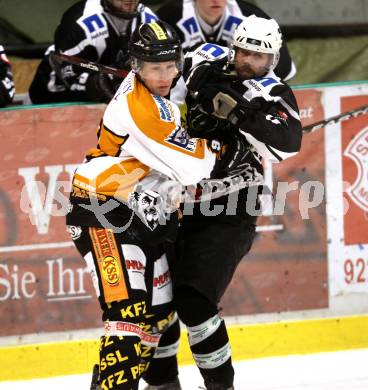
top-left (0, 45), bottom-right (15, 107)
top-left (28, 0), bottom-right (157, 104)
top-left (156, 0), bottom-right (296, 81)
top-left (142, 14), bottom-right (303, 390)
top-left (67, 20), bottom-right (218, 390)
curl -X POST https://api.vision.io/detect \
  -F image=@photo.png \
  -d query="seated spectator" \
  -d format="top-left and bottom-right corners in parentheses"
top-left (157, 0), bottom-right (296, 80)
top-left (0, 45), bottom-right (15, 107)
top-left (28, 0), bottom-right (157, 104)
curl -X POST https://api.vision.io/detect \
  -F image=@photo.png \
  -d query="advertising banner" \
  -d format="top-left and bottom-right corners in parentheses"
top-left (0, 83), bottom-right (367, 338)
top-left (0, 105), bottom-right (104, 335)
top-left (325, 90), bottom-right (368, 297)
top-left (223, 88), bottom-right (328, 315)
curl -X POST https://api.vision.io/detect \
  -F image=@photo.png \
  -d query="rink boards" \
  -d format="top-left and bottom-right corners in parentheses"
top-left (0, 81), bottom-right (368, 381)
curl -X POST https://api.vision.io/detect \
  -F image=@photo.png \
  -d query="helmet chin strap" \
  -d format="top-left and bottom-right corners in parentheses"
top-left (261, 66), bottom-right (271, 74)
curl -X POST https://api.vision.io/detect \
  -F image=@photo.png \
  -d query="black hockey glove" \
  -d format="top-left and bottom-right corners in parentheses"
top-left (211, 131), bottom-right (252, 179)
top-left (84, 50), bottom-right (129, 103)
top-left (85, 72), bottom-right (122, 103)
top-left (227, 97), bottom-right (266, 127)
top-left (114, 50), bottom-right (131, 73)
top-left (187, 104), bottom-right (230, 139)
top-left (0, 82), bottom-right (12, 107)
top-left (0, 61), bottom-right (8, 79)
top-left (196, 83), bottom-right (264, 126)
top-left (196, 83), bottom-right (238, 118)
top-left (186, 61), bottom-right (237, 94)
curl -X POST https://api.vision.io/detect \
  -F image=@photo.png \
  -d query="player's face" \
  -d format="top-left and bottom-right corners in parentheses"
top-left (139, 61), bottom-right (178, 96)
top-left (195, 0), bottom-right (227, 25)
top-left (234, 48), bottom-right (273, 80)
top-left (108, 0), bottom-right (139, 13)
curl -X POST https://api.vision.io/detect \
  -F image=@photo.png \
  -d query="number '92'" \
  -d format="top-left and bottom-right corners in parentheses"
top-left (344, 258), bottom-right (367, 284)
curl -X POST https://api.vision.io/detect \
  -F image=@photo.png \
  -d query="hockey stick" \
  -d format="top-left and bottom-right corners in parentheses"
top-left (49, 52), bottom-right (129, 78)
top-left (49, 51), bottom-right (368, 131)
top-left (302, 104), bottom-right (368, 133)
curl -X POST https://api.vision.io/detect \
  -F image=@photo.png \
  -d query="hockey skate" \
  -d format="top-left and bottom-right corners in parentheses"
top-left (142, 377), bottom-right (182, 389)
top-left (199, 385), bottom-right (234, 390)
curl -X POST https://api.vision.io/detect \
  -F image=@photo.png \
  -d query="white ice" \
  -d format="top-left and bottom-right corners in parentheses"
top-left (1, 348), bottom-right (368, 389)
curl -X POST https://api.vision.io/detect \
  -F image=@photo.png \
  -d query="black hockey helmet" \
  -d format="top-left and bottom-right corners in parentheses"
top-left (101, 0), bottom-right (141, 19)
top-left (128, 21), bottom-right (183, 64)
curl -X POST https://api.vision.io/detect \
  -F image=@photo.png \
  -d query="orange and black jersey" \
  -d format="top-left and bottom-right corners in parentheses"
top-left (67, 71), bottom-right (216, 227)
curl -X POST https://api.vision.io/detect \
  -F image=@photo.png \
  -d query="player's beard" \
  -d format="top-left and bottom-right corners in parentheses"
top-left (236, 63), bottom-right (270, 81)
top-left (235, 63), bottom-right (256, 80)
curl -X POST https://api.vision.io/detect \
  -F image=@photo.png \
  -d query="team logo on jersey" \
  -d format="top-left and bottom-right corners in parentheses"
top-left (223, 15), bottom-right (242, 33)
top-left (153, 95), bottom-right (174, 122)
top-left (129, 190), bottom-right (162, 231)
top-left (265, 110), bottom-right (288, 125)
top-left (152, 254), bottom-right (172, 305)
top-left (89, 228), bottom-right (128, 302)
top-left (117, 72), bottom-right (134, 97)
top-left (182, 17), bottom-right (199, 35)
top-left (198, 43), bottom-right (226, 60)
top-left (165, 126), bottom-right (197, 153)
top-left (243, 78), bottom-right (281, 103)
top-left (344, 126), bottom-right (368, 212)
top-left (277, 110), bottom-right (288, 120)
top-left (78, 13), bottom-right (108, 40)
top-left (66, 225), bottom-right (82, 240)
top-left (102, 255), bottom-right (121, 286)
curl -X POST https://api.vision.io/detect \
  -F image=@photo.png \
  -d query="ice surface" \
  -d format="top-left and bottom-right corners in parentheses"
top-left (1, 348), bottom-right (368, 389)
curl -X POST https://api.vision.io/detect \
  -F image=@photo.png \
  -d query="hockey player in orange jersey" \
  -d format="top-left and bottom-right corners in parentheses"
top-left (63, 19), bottom-right (248, 389)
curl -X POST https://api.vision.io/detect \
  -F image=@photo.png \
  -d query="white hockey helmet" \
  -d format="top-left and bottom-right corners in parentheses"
top-left (229, 14), bottom-right (283, 71)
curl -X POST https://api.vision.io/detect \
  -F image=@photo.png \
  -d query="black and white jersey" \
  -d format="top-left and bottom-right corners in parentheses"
top-left (157, 0), bottom-right (296, 81)
top-left (172, 43), bottom-right (302, 209)
top-left (29, 0), bottom-right (157, 104)
top-left (0, 45), bottom-right (15, 107)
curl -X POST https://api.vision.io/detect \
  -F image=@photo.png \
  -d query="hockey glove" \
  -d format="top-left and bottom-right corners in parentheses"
top-left (196, 83), bottom-right (265, 128)
top-left (211, 131), bottom-right (252, 179)
top-left (186, 61), bottom-right (237, 94)
top-left (85, 72), bottom-right (122, 103)
top-left (194, 82), bottom-right (248, 118)
top-left (0, 77), bottom-right (14, 107)
top-left (187, 104), bottom-right (229, 139)
top-left (114, 49), bottom-right (131, 73)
